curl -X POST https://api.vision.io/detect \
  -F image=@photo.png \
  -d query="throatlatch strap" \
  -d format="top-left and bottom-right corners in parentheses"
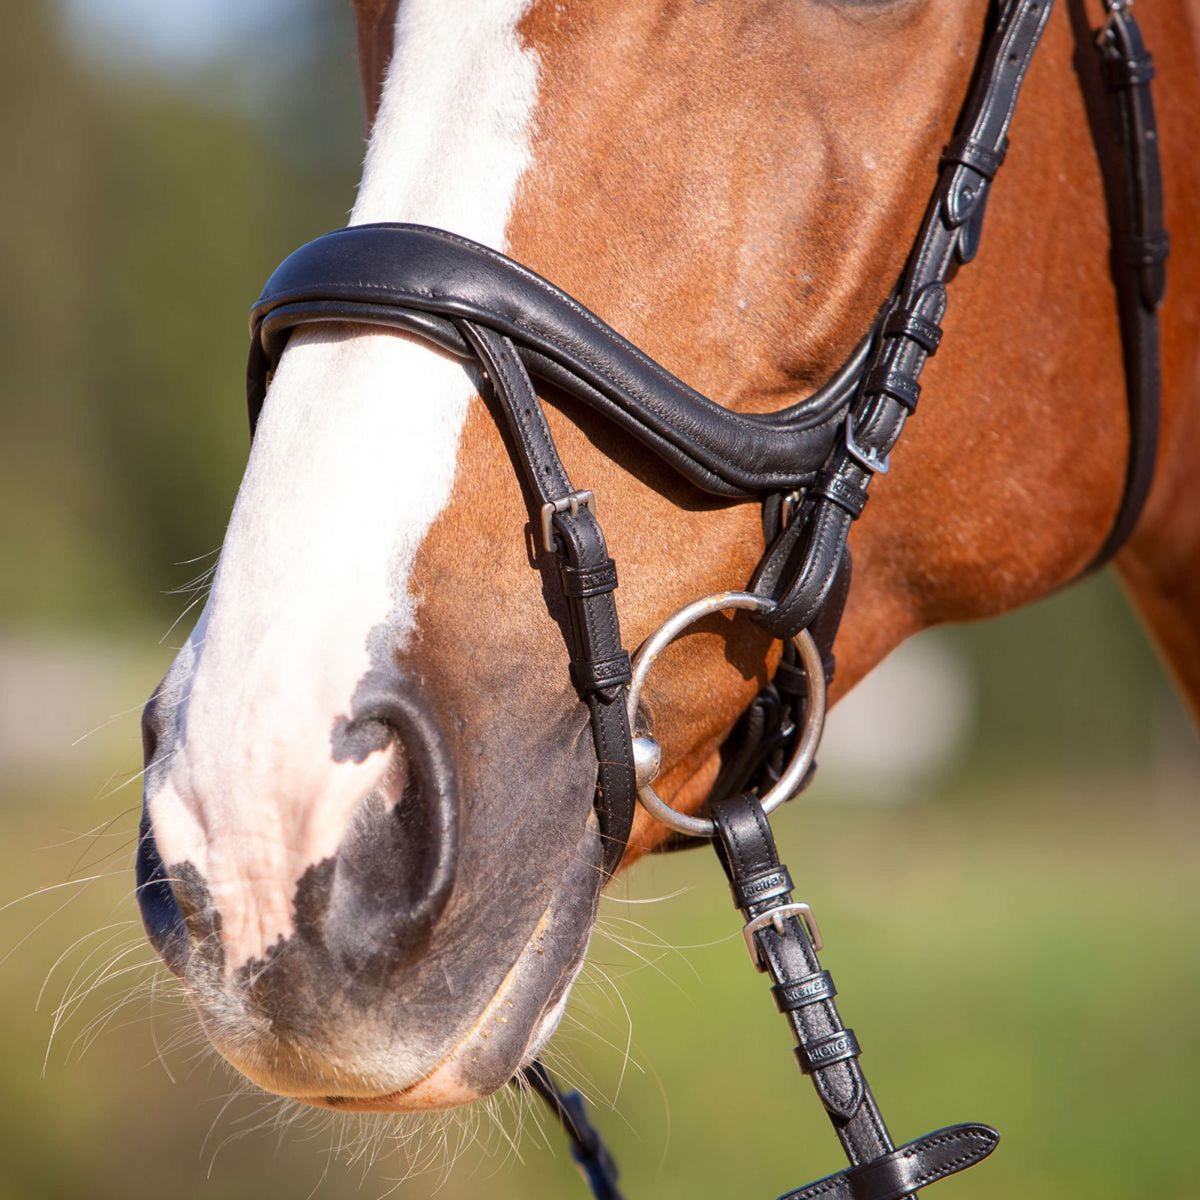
top-left (1086, 0), bottom-right (1166, 569)
top-left (710, 793), bottom-right (1000, 1200)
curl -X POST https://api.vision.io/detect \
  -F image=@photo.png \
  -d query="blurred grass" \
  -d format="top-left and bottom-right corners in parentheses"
top-left (2, 647), bottom-right (1196, 1200)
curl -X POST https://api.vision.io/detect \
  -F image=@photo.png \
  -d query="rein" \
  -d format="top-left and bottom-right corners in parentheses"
top-left (244, 0), bottom-right (1166, 1195)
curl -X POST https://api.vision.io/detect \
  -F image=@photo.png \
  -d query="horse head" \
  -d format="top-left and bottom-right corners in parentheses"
top-left (134, 0), bottom-right (1197, 1118)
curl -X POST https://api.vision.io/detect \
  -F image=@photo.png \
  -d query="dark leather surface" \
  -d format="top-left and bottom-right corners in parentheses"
top-left (460, 323), bottom-right (637, 878)
top-left (1086, 0), bottom-right (1166, 568)
top-left (779, 1124), bottom-right (1000, 1200)
top-left (250, 224), bottom-right (867, 497)
top-left (711, 796), bottom-right (892, 1157)
top-left (519, 1060), bottom-right (624, 1200)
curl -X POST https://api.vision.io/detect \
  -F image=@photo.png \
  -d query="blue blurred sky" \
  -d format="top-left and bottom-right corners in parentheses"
top-left (57, 0), bottom-right (299, 70)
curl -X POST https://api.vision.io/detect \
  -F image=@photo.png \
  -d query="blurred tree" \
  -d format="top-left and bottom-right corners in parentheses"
top-left (0, 3), bottom-right (360, 630)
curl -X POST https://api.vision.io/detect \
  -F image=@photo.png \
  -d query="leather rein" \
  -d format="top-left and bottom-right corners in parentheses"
top-left (243, 1), bottom-right (1166, 1196)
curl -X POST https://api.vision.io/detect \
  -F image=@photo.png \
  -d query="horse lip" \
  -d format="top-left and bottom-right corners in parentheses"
top-left (291, 891), bottom-right (589, 1113)
top-left (291, 998), bottom-right (569, 1113)
top-left (298, 992), bottom-right (574, 1113)
top-left (298, 1083), bottom-right (462, 1113)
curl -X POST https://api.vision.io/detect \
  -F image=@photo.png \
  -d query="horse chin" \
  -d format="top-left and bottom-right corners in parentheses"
top-left (295, 980), bottom-right (575, 1115)
top-left (182, 824), bottom-right (600, 1115)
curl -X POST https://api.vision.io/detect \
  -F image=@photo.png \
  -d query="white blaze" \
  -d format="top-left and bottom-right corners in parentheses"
top-left (149, 0), bottom-right (539, 968)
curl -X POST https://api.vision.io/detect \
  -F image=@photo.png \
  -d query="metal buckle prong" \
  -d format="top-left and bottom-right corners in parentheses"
top-left (844, 412), bottom-right (890, 476)
top-left (779, 488), bottom-right (803, 530)
top-left (743, 902), bottom-right (823, 970)
top-left (540, 489), bottom-right (596, 553)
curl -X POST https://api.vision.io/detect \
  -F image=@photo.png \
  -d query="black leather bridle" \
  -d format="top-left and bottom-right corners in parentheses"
top-left (244, 1), bottom-right (1165, 1195)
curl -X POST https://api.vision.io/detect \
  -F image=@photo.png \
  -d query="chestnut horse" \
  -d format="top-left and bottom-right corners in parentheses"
top-left (137, 0), bottom-right (1199, 1134)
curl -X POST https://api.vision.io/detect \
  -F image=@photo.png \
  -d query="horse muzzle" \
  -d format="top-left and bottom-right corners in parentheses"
top-left (136, 676), bottom-right (602, 1109)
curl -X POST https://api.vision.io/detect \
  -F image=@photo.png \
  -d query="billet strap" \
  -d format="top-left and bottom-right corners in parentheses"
top-left (711, 793), bottom-right (1000, 1200)
top-left (520, 1060), bottom-right (624, 1200)
top-left (1087, 0), bottom-right (1166, 568)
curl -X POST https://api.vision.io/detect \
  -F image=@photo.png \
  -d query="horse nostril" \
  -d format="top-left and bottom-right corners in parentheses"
top-left (325, 687), bottom-right (461, 979)
top-left (136, 690), bottom-right (190, 974)
top-left (135, 807), bottom-right (188, 975)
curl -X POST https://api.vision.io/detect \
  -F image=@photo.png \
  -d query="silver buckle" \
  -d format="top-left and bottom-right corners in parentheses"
top-left (540, 490), bottom-right (596, 553)
top-left (844, 412), bottom-right (890, 476)
top-left (743, 902), bottom-right (823, 970)
top-left (779, 489), bottom-right (803, 530)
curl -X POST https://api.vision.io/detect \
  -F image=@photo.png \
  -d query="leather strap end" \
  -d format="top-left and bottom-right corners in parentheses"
top-left (941, 167), bottom-right (992, 230)
top-left (780, 1122), bottom-right (1000, 1200)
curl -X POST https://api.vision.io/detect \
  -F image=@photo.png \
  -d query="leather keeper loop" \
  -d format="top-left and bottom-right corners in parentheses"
top-left (773, 970), bottom-right (837, 1013)
top-left (796, 1028), bottom-right (861, 1075)
top-left (941, 134), bottom-right (1006, 180)
top-left (569, 653), bottom-right (632, 694)
top-left (882, 309), bottom-right (943, 354)
top-left (772, 658), bottom-right (808, 696)
top-left (1118, 230), bottom-right (1170, 269)
top-left (731, 866), bottom-right (794, 910)
top-left (864, 366), bottom-right (921, 412)
top-left (1105, 49), bottom-right (1155, 89)
top-left (560, 559), bottom-right (619, 598)
top-left (812, 470), bottom-right (868, 519)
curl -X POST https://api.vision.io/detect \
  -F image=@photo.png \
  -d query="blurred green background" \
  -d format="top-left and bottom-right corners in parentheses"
top-left (2, 4), bottom-right (1197, 1199)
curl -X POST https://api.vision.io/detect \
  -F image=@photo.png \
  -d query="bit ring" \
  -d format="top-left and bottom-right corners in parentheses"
top-left (625, 591), bottom-right (827, 838)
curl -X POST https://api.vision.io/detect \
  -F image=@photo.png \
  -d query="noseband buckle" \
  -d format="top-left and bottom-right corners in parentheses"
top-left (843, 412), bottom-right (890, 476)
top-left (541, 489), bottom-right (596, 552)
top-left (744, 902), bottom-right (824, 968)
